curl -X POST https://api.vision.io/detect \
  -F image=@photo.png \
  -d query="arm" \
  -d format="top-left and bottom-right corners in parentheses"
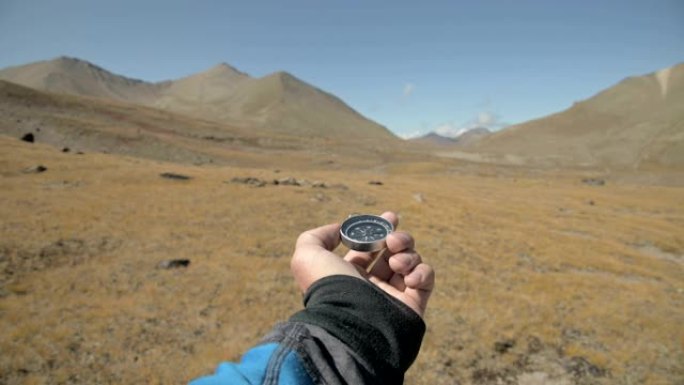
top-left (189, 212), bottom-right (435, 385)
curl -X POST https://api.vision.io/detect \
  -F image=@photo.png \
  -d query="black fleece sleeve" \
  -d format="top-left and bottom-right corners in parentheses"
top-left (288, 275), bottom-right (426, 385)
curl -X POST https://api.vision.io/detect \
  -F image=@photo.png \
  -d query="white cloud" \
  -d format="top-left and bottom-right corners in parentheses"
top-left (434, 123), bottom-right (468, 138)
top-left (426, 111), bottom-right (507, 139)
top-left (398, 130), bottom-right (426, 140)
top-left (402, 83), bottom-right (415, 97)
top-left (477, 111), bottom-right (497, 126)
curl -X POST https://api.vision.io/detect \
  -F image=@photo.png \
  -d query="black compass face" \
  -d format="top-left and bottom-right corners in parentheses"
top-left (340, 215), bottom-right (393, 252)
top-left (347, 222), bottom-right (389, 242)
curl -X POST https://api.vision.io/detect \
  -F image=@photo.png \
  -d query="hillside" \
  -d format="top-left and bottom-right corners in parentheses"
top-left (466, 63), bottom-right (684, 169)
top-left (0, 57), bottom-right (396, 141)
top-left (0, 80), bottom-right (420, 169)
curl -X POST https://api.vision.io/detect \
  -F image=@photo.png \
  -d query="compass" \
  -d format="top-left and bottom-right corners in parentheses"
top-left (340, 214), bottom-right (394, 252)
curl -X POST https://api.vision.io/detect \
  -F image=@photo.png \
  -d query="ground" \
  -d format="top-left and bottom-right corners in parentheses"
top-left (1, 135), bottom-right (682, 385)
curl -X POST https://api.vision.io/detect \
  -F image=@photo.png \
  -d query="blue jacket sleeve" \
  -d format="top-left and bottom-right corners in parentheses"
top-left (189, 343), bottom-right (314, 385)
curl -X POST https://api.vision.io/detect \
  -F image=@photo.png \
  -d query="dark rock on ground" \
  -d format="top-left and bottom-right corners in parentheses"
top-left (368, 180), bottom-right (383, 185)
top-left (160, 173), bottom-right (191, 180)
top-left (230, 177), bottom-right (267, 187)
top-left (494, 339), bottom-right (516, 354)
top-left (157, 259), bottom-right (191, 269)
top-left (62, 147), bottom-right (70, 153)
top-left (23, 165), bottom-right (47, 174)
top-left (563, 356), bottom-right (606, 378)
top-left (582, 178), bottom-right (605, 186)
top-left (20, 133), bottom-right (34, 143)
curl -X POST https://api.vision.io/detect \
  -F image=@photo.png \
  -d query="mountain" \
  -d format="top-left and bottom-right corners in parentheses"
top-left (454, 127), bottom-right (491, 147)
top-left (408, 127), bottom-right (491, 147)
top-left (469, 64), bottom-right (684, 168)
top-left (0, 56), bottom-right (165, 104)
top-left (409, 132), bottom-right (457, 146)
top-left (0, 57), bottom-right (396, 141)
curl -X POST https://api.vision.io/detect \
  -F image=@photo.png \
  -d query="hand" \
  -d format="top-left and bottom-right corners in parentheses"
top-left (291, 211), bottom-right (435, 317)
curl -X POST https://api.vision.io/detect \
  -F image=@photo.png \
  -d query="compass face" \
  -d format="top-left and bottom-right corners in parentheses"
top-left (347, 222), bottom-right (388, 242)
top-left (340, 215), bottom-right (393, 252)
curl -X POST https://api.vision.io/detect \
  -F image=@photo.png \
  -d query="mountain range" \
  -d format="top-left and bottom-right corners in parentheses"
top-left (0, 56), bottom-right (396, 141)
top-left (1, 57), bottom-right (683, 169)
top-left (409, 127), bottom-right (491, 147)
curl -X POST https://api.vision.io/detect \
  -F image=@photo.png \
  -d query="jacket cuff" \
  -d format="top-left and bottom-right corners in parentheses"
top-left (289, 275), bottom-right (425, 384)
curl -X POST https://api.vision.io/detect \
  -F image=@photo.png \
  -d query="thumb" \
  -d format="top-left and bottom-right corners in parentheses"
top-left (291, 223), bottom-right (364, 292)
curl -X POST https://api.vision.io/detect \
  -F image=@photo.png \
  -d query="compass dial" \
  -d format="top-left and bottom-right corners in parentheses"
top-left (340, 214), bottom-right (393, 252)
top-left (347, 223), bottom-right (388, 242)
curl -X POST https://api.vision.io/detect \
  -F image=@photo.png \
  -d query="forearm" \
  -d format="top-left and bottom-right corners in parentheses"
top-left (189, 275), bottom-right (425, 385)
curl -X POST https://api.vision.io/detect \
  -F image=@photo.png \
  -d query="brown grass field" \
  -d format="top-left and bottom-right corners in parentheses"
top-left (1, 135), bottom-right (683, 385)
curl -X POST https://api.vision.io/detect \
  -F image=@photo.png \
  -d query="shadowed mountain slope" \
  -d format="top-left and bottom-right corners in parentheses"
top-left (468, 63), bottom-right (684, 169)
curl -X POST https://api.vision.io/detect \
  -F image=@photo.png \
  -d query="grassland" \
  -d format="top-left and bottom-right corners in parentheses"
top-left (1, 135), bottom-right (682, 385)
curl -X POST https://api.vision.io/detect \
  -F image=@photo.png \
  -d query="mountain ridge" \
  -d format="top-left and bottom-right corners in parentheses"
top-left (463, 63), bottom-right (684, 168)
top-left (0, 56), bottom-right (397, 141)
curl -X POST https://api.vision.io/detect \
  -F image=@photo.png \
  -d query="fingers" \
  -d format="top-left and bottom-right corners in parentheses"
top-left (404, 263), bottom-right (435, 291)
top-left (386, 231), bottom-right (415, 254)
top-left (291, 223), bottom-right (362, 293)
top-left (367, 231), bottom-right (416, 279)
top-left (344, 211), bottom-right (399, 269)
top-left (404, 263), bottom-right (435, 316)
top-left (387, 249), bottom-right (421, 275)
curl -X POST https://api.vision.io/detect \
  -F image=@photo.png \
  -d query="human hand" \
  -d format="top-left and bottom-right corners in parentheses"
top-left (291, 211), bottom-right (435, 317)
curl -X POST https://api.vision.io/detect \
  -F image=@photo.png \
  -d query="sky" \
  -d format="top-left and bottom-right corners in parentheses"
top-left (1, 1), bottom-right (682, 138)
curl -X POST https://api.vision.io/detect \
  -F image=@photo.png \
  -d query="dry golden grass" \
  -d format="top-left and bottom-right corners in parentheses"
top-left (1, 135), bottom-right (683, 385)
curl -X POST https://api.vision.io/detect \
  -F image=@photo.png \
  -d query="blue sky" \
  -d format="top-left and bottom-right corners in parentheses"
top-left (1, 1), bottom-right (682, 138)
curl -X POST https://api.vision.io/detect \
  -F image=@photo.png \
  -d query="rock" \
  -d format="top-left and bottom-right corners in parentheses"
top-left (230, 177), bottom-right (267, 187)
top-left (494, 339), bottom-right (516, 354)
top-left (62, 147), bottom-right (70, 153)
top-left (160, 172), bottom-right (191, 180)
top-left (23, 165), bottom-right (47, 173)
top-left (329, 183), bottom-right (349, 190)
top-left (275, 177), bottom-right (301, 186)
top-left (563, 356), bottom-right (606, 378)
top-left (581, 178), bottom-right (605, 186)
top-left (527, 336), bottom-right (543, 354)
top-left (20, 133), bottom-right (34, 143)
top-left (368, 180), bottom-right (383, 185)
top-left (157, 259), bottom-right (191, 269)
top-left (413, 193), bottom-right (425, 203)
top-left (312, 181), bottom-right (327, 188)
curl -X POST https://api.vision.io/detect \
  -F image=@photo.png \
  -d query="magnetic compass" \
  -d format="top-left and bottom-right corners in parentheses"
top-left (340, 214), bottom-right (394, 252)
